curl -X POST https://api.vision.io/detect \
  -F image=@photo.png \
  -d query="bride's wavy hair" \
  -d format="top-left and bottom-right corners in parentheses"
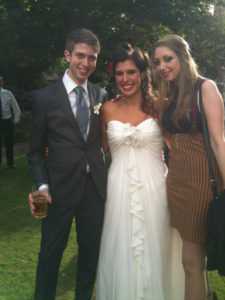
top-left (113, 43), bottom-right (158, 118)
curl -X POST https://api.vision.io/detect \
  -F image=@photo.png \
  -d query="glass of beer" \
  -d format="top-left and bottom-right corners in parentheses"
top-left (32, 184), bottom-right (49, 218)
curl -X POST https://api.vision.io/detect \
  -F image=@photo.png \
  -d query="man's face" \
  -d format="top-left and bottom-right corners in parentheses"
top-left (64, 43), bottom-right (98, 84)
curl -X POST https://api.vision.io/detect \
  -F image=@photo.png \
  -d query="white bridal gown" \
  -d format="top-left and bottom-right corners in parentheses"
top-left (96, 119), bottom-right (184, 300)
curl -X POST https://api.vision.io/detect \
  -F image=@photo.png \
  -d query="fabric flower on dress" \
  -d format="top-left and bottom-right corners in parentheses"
top-left (123, 124), bottom-right (144, 148)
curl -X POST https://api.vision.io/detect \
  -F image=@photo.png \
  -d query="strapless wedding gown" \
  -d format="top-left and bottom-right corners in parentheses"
top-left (96, 119), bottom-right (184, 300)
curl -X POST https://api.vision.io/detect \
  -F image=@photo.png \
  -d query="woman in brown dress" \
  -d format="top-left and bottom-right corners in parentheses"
top-left (152, 34), bottom-right (225, 300)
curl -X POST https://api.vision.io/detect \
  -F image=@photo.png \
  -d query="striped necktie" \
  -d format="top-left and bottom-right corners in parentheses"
top-left (75, 86), bottom-right (89, 140)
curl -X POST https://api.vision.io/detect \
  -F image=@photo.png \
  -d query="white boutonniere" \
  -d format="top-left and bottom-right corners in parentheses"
top-left (93, 103), bottom-right (102, 115)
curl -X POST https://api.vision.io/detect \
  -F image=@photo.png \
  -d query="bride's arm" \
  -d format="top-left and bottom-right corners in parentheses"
top-left (164, 133), bottom-right (171, 149)
top-left (101, 102), bottom-right (109, 152)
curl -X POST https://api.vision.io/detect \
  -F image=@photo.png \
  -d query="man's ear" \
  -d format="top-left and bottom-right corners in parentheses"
top-left (64, 50), bottom-right (71, 63)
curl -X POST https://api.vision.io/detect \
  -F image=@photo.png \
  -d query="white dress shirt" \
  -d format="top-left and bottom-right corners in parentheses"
top-left (62, 70), bottom-right (91, 134)
top-left (0, 88), bottom-right (21, 123)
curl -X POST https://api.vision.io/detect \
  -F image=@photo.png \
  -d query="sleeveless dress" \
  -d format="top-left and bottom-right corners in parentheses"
top-left (96, 119), bottom-right (184, 300)
top-left (162, 97), bottom-right (222, 244)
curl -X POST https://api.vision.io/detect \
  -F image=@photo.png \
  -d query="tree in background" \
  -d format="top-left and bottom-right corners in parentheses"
top-left (0, 0), bottom-right (224, 90)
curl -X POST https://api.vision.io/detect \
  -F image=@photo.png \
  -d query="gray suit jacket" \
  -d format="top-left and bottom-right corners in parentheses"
top-left (27, 79), bottom-right (108, 208)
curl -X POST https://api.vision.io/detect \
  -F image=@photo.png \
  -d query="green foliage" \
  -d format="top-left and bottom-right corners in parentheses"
top-left (181, 6), bottom-right (225, 77)
top-left (0, 0), bottom-right (225, 89)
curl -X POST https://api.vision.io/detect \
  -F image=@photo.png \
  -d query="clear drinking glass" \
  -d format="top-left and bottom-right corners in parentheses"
top-left (32, 184), bottom-right (49, 218)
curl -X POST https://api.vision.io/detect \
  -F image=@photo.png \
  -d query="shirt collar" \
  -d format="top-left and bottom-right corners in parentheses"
top-left (63, 70), bottom-right (88, 95)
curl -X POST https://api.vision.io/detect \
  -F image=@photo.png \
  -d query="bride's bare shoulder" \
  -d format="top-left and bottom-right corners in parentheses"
top-left (102, 96), bottom-right (124, 113)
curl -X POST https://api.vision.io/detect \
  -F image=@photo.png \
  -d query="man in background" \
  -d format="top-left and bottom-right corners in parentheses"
top-left (0, 76), bottom-right (21, 168)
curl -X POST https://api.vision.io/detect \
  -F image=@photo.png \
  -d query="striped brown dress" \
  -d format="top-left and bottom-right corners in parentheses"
top-left (167, 133), bottom-right (221, 243)
top-left (162, 93), bottom-right (222, 244)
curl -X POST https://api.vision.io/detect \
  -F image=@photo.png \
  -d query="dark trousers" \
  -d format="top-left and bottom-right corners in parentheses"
top-left (0, 118), bottom-right (14, 166)
top-left (34, 175), bottom-right (105, 300)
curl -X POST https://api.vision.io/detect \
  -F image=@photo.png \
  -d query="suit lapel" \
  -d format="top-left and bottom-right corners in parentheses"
top-left (88, 82), bottom-right (98, 108)
top-left (53, 80), bottom-right (101, 143)
top-left (87, 82), bottom-right (98, 142)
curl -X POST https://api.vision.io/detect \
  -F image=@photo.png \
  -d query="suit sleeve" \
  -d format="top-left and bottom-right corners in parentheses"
top-left (102, 87), bottom-right (108, 104)
top-left (27, 91), bottom-right (49, 184)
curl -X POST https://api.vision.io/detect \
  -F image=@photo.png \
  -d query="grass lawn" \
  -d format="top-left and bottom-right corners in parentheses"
top-left (0, 155), bottom-right (224, 299)
top-left (0, 156), bottom-right (80, 300)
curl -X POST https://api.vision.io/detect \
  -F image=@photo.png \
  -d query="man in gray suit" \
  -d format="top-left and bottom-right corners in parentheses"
top-left (28, 28), bottom-right (108, 300)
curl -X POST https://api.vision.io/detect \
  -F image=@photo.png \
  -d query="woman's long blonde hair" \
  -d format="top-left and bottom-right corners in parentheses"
top-left (152, 34), bottom-right (199, 128)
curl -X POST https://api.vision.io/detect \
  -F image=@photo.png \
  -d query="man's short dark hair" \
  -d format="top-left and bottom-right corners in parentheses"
top-left (65, 28), bottom-right (100, 54)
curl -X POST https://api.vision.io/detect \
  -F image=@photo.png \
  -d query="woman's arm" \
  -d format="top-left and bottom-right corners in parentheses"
top-left (101, 102), bottom-right (110, 152)
top-left (202, 80), bottom-right (225, 189)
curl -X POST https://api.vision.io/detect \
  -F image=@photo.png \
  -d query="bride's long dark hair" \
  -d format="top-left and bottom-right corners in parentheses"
top-left (113, 43), bottom-right (158, 118)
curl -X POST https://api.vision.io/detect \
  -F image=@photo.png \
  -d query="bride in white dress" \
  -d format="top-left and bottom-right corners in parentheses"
top-left (96, 43), bottom-right (184, 300)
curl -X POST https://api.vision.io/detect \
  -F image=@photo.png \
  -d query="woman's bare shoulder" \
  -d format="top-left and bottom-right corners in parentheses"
top-left (201, 78), bottom-right (224, 106)
top-left (102, 97), bottom-right (123, 112)
top-left (201, 78), bottom-right (217, 91)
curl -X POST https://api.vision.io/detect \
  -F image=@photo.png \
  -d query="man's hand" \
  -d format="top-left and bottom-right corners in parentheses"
top-left (28, 189), bottom-right (52, 216)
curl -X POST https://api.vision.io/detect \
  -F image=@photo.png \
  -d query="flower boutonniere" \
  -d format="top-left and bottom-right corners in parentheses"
top-left (93, 103), bottom-right (102, 115)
